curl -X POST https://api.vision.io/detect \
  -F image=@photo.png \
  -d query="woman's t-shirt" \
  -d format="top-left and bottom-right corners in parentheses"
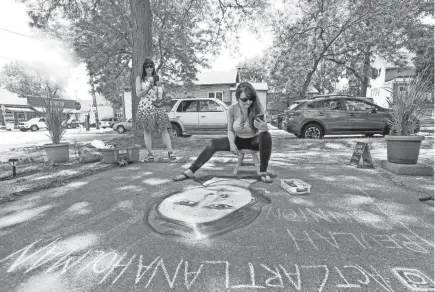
top-left (227, 103), bottom-right (265, 138)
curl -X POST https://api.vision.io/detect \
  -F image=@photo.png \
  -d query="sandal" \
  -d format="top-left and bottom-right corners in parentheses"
top-left (173, 172), bottom-right (195, 182)
top-left (260, 173), bottom-right (273, 183)
top-left (142, 153), bottom-right (155, 162)
top-left (168, 151), bottom-right (176, 161)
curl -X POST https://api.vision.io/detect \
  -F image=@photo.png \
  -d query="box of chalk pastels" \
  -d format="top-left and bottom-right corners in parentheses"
top-left (281, 179), bottom-right (311, 195)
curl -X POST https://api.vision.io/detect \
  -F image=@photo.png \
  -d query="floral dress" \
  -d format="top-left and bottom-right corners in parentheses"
top-left (135, 77), bottom-right (171, 132)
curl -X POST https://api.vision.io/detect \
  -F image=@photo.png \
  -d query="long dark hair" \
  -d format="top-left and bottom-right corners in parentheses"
top-left (141, 57), bottom-right (158, 85)
top-left (235, 82), bottom-right (262, 129)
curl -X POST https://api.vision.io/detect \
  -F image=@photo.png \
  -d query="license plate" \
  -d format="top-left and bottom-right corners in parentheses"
top-left (119, 149), bottom-right (127, 154)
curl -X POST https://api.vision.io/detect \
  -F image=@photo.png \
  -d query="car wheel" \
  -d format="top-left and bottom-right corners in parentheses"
top-left (302, 123), bottom-right (323, 139)
top-left (31, 125), bottom-right (39, 131)
top-left (170, 124), bottom-right (182, 137)
top-left (117, 126), bottom-right (126, 134)
top-left (365, 134), bottom-right (374, 137)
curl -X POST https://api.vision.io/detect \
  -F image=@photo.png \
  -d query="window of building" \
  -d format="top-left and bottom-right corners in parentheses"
top-left (208, 91), bottom-right (223, 101)
top-left (115, 113), bottom-right (123, 118)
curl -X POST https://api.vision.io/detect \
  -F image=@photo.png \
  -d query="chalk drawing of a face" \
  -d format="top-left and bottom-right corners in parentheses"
top-left (147, 176), bottom-right (271, 239)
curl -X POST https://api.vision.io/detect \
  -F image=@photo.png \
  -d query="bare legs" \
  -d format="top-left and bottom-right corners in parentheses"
top-left (143, 129), bottom-right (173, 156)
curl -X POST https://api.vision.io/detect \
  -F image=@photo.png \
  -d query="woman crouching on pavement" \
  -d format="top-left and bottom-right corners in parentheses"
top-left (173, 81), bottom-right (273, 183)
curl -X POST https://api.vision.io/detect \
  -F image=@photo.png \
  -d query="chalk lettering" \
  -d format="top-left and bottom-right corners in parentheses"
top-left (266, 207), bottom-right (281, 220)
top-left (281, 209), bottom-right (301, 221)
top-left (231, 263), bottom-right (265, 289)
top-left (370, 234), bottom-right (402, 249)
top-left (202, 261), bottom-right (230, 289)
top-left (25, 243), bottom-right (65, 273)
top-left (286, 229), bottom-right (319, 251)
top-left (260, 264), bottom-right (284, 288)
top-left (355, 264), bottom-right (395, 292)
top-left (392, 267), bottom-right (435, 291)
top-left (305, 208), bottom-right (334, 223)
top-left (93, 252), bottom-right (118, 274)
top-left (75, 251), bottom-right (105, 277)
top-left (145, 258), bottom-right (183, 289)
top-left (302, 265), bottom-right (329, 292)
top-left (135, 255), bottom-right (160, 284)
top-left (99, 253), bottom-right (136, 284)
top-left (312, 230), bottom-right (340, 249)
top-left (343, 265), bottom-right (370, 285)
top-left (184, 261), bottom-right (204, 289)
top-left (392, 234), bottom-right (429, 254)
top-left (5, 239), bottom-right (58, 273)
top-left (298, 208), bottom-right (309, 222)
top-left (279, 264), bottom-right (301, 291)
top-left (332, 232), bottom-right (366, 249)
top-left (334, 266), bottom-right (361, 288)
top-left (46, 250), bottom-right (90, 275)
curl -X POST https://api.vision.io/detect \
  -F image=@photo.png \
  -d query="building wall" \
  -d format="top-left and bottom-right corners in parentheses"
top-left (184, 84), bottom-right (233, 103)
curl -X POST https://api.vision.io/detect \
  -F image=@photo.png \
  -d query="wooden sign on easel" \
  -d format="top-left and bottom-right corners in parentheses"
top-left (350, 142), bottom-right (373, 168)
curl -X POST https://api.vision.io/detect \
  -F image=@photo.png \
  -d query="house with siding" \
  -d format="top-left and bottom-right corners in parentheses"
top-left (183, 70), bottom-right (268, 108)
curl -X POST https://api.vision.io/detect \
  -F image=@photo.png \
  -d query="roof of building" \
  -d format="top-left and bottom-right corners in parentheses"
top-left (0, 88), bottom-right (28, 106)
top-left (195, 70), bottom-right (240, 85)
top-left (230, 83), bottom-right (269, 91)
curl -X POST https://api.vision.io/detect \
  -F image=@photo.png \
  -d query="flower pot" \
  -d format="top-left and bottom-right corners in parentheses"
top-left (44, 143), bottom-right (70, 163)
top-left (385, 135), bottom-right (424, 164)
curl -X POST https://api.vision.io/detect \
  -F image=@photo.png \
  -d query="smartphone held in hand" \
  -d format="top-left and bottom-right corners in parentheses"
top-left (256, 114), bottom-right (265, 121)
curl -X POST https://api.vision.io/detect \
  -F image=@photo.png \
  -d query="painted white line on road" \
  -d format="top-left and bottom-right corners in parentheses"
top-left (356, 186), bottom-right (434, 248)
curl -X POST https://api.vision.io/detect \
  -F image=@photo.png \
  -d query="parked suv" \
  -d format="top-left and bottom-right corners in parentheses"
top-left (111, 98), bottom-right (229, 136)
top-left (100, 117), bottom-right (119, 128)
top-left (17, 117), bottom-right (47, 132)
top-left (283, 97), bottom-right (392, 138)
top-left (168, 98), bottom-right (228, 136)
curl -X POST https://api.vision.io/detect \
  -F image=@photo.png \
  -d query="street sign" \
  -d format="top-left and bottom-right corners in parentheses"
top-left (350, 142), bottom-right (373, 168)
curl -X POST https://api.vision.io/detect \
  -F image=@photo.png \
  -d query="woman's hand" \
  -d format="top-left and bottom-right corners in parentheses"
top-left (229, 142), bottom-right (239, 155)
top-left (254, 118), bottom-right (268, 132)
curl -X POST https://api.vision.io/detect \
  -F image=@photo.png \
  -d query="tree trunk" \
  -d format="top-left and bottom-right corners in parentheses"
top-left (300, 62), bottom-right (320, 97)
top-left (130, 0), bottom-right (152, 136)
top-left (360, 47), bottom-right (371, 97)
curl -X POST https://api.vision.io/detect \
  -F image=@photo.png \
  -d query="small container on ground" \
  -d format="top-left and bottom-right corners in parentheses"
top-left (281, 179), bottom-right (311, 195)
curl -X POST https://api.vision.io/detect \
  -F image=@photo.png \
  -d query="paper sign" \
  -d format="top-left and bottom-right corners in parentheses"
top-left (350, 142), bottom-right (373, 168)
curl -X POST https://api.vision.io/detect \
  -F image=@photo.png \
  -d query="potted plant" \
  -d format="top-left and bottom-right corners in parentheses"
top-left (41, 86), bottom-right (70, 163)
top-left (385, 70), bottom-right (432, 164)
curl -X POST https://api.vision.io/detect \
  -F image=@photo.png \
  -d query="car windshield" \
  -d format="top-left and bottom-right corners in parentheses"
top-left (288, 102), bottom-right (302, 110)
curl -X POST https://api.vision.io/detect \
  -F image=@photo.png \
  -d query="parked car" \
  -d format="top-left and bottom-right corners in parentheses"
top-left (271, 113), bottom-right (285, 129)
top-left (17, 117), bottom-right (47, 132)
top-left (112, 98), bottom-right (229, 136)
top-left (282, 97), bottom-right (394, 138)
top-left (100, 117), bottom-right (119, 128)
top-left (113, 119), bottom-right (132, 134)
top-left (65, 119), bottom-right (80, 129)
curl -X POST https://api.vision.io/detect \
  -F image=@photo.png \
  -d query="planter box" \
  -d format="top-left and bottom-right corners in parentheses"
top-left (44, 143), bottom-right (70, 163)
top-left (385, 135), bottom-right (424, 164)
top-left (99, 145), bottom-right (141, 164)
top-left (281, 179), bottom-right (311, 195)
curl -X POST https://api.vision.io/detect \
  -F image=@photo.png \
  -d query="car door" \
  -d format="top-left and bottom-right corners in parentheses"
top-left (314, 99), bottom-right (348, 133)
top-left (175, 100), bottom-right (199, 132)
top-left (38, 118), bottom-right (47, 129)
top-left (345, 99), bottom-right (382, 131)
top-left (198, 100), bottom-right (227, 132)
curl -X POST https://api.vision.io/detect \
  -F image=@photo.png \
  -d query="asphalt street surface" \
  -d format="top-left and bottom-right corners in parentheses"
top-left (0, 151), bottom-right (433, 291)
